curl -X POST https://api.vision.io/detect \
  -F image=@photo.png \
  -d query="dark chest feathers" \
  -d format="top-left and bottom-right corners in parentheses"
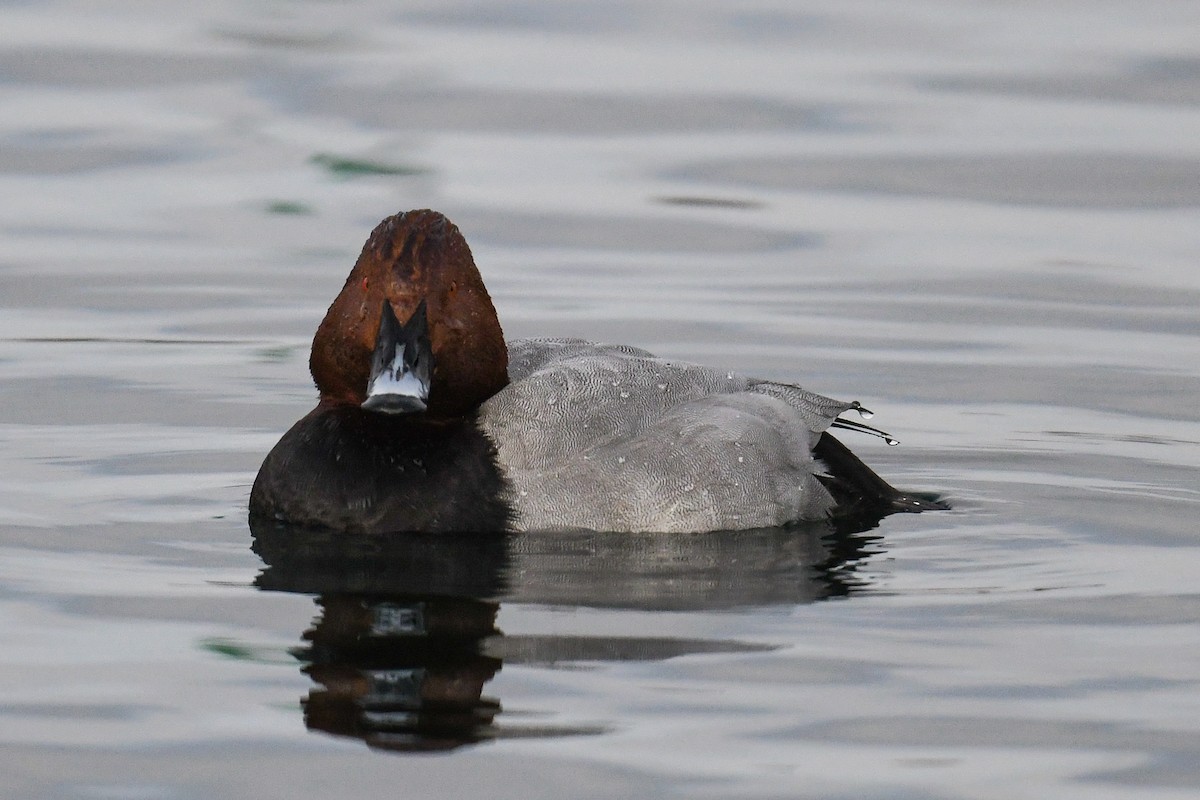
top-left (250, 406), bottom-right (512, 533)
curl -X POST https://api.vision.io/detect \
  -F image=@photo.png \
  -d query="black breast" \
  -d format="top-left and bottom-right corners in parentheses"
top-left (249, 404), bottom-right (513, 533)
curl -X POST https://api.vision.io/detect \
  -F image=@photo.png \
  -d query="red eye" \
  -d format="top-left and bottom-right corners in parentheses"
top-left (361, 277), bottom-right (369, 291)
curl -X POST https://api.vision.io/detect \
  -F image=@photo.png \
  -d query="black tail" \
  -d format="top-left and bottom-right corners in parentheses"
top-left (814, 432), bottom-right (948, 516)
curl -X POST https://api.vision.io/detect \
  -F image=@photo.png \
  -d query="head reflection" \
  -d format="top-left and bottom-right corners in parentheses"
top-left (299, 594), bottom-right (502, 752)
top-left (251, 516), bottom-right (886, 752)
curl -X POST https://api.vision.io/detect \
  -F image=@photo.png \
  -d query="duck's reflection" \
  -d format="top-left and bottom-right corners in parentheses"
top-left (251, 517), bottom-right (886, 752)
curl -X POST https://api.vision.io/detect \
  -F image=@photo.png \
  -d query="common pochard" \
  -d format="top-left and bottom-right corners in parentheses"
top-left (250, 209), bottom-right (942, 533)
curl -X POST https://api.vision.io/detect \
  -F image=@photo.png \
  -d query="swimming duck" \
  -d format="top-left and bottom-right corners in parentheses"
top-left (249, 209), bottom-right (940, 533)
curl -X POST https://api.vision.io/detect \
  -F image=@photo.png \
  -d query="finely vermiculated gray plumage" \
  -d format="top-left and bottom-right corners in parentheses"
top-left (476, 338), bottom-right (857, 533)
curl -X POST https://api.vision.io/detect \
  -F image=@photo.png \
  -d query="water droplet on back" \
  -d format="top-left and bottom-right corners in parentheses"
top-left (852, 401), bottom-right (874, 419)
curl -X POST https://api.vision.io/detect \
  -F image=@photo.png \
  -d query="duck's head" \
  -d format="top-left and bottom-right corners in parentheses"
top-left (309, 210), bottom-right (509, 418)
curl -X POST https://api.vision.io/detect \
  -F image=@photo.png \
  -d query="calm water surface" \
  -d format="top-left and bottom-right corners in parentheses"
top-left (2, 1), bottom-right (1200, 798)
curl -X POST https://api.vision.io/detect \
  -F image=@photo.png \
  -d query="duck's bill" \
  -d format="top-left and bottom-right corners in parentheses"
top-left (362, 299), bottom-right (433, 415)
top-left (362, 390), bottom-right (427, 414)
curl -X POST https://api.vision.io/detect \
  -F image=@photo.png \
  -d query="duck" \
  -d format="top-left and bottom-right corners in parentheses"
top-left (249, 209), bottom-right (942, 534)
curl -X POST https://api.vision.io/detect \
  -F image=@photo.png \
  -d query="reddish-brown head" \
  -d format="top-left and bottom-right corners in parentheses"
top-left (309, 210), bottom-right (508, 417)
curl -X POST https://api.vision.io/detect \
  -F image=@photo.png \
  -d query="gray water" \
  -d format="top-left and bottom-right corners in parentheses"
top-left (3, 1), bottom-right (1200, 798)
